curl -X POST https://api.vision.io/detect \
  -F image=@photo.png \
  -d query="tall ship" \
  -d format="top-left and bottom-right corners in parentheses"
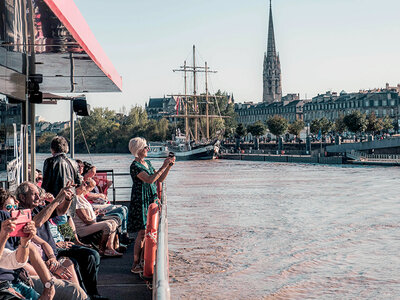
top-left (163, 45), bottom-right (225, 160)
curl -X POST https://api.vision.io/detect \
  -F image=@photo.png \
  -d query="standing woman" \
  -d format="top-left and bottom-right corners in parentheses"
top-left (128, 137), bottom-right (175, 273)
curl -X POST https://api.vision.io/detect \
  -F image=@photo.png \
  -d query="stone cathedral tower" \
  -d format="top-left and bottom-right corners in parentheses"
top-left (263, 0), bottom-right (282, 103)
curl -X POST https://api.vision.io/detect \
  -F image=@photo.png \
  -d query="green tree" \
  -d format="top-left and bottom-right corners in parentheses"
top-left (287, 120), bottom-right (305, 141)
top-left (266, 115), bottom-right (288, 139)
top-left (366, 112), bottom-right (383, 135)
top-left (382, 116), bottom-right (394, 133)
top-left (247, 120), bottom-right (266, 150)
top-left (37, 132), bottom-right (56, 153)
top-left (333, 114), bottom-right (347, 134)
top-left (310, 119), bottom-right (321, 135)
top-left (235, 123), bottom-right (247, 138)
top-left (343, 111), bottom-right (367, 134)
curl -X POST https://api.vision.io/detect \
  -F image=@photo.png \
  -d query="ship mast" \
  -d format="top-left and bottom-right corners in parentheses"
top-left (205, 61), bottom-right (209, 140)
top-left (193, 45), bottom-right (198, 142)
top-left (184, 61), bottom-right (189, 141)
top-left (172, 45), bottom-right (219, 143)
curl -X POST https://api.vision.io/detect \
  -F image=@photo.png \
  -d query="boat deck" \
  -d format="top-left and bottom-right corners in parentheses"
top-left (97, 242), bottom-right (152, 300)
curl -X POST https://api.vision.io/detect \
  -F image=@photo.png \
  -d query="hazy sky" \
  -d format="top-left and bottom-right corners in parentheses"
top-left (37, 0), bottom-right (400, 122)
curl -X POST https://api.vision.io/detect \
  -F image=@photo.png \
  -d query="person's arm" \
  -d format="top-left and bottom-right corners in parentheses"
top-left (0, 218), bottom-right (15, 258)
top-left (158, 157), bottom-right (175, 182)
top-left (137, 158), bottom-right (174, 184)
top-left (33, 187), bottom-right (73, 227)
top-left (15, 221), bottom-right (37, 264)
top-left (28, 245), bottom-right (55, 300)
top-left (31, 236), bottom-right (58, 271)
top-left (75, 209), bottom-right (96, 225)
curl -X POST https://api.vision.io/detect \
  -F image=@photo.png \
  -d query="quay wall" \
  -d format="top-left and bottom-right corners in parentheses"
top-left (220, 153), bottom-right (344, 165)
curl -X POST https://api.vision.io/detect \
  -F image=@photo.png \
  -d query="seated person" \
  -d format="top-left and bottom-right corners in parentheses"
top-left (85, 179), bottom-right (129, 243)
top-left (0, 194), bottom-right (78, 285)
top-left (73, 182), bottom-right (122, 257)
top-left (0, 188), bottom-right (87, 300)
top-left (15, 182), bottom-right (104, 300)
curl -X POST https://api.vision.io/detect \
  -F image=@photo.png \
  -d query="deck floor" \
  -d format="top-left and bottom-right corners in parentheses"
top-left (97, 242), bottom-right (152, 300)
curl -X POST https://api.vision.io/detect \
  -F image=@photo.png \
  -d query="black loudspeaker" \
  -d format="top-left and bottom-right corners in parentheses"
top-left (29, 90), bottom-right (43, 103)
top-left (73, 99), bottom-right (90, 116)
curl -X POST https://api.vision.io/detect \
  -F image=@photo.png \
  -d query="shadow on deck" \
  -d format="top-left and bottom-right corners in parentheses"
top-left (97, 240), bottom-right (152, 300)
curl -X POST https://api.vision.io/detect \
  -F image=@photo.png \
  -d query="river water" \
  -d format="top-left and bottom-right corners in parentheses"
top-left (36, 154), bottom-right (400, 299)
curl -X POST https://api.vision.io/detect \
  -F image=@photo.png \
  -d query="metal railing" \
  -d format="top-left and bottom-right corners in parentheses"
top-left (153, 182), bottom-right (170, 300)
top-left (346, 150), bottom-right (400, 162)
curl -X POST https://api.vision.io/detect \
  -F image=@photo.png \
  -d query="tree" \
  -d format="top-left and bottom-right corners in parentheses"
top-left (366, 112), bottom-right (383, 135)
top-left (343, 111), bottom-right (367, 134)
top-left (266, 115), bottom-right (288, 139)
top-left (235, 123), bottom-right (247, 138)
top-left (382, 116), bottom-right (394, 133)
top-left (247, 120), bottom-right (266, 150)
top-left (333, 114), bottom-right (347, 135)
top-left (319, 117), bottom-right (333, 135)
top-left (310, 119), bottom-right (321, 135)
top-left (287, 120), bottom-right (305, 141)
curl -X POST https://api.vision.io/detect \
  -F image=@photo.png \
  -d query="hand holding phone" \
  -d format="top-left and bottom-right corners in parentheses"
top-left (9, 209), bottom-right (32, 237)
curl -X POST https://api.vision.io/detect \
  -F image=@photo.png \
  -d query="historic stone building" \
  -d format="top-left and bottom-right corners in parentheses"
top-left (235, 95), bottom-right (308, 126)
top-left (145, 96), bottom-right (177, 121)
top-left (263, 0), bottom-right (282, 103)
top-left (303, 84), bottom-right (400, 123)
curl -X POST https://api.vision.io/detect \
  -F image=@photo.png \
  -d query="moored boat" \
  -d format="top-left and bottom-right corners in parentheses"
top-left (147, 142), bottom-right (169, 158)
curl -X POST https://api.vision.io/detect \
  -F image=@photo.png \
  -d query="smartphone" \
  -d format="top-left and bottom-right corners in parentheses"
top-left (9, 209), bottom-right (32, 237)
top-left (168, 152), bottom-right (175, 157)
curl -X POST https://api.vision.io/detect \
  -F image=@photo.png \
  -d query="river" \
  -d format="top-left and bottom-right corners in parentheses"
top-left (36, 154), bottom-right (400, 299)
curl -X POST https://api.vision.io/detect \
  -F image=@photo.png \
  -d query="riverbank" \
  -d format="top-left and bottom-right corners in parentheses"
top-left (219, 153), bottom-right (344, 164)
top-left (219, 153), bottom-right (400, 166)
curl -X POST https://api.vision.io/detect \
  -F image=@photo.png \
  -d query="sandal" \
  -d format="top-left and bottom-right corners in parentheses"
top-left (103, 249), bottom-right (123, 257)
top-left (131, 264), bottom-right (143, 274)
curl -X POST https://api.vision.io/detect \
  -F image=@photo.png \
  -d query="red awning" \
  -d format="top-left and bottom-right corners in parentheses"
top-left (39, 0), bottom-right (122, 92)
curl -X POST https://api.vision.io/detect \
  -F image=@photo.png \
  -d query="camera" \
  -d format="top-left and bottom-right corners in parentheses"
top-left (9, 209), bottom-right (32, 237)
top-left (168, 152), bottom-right (175, 166)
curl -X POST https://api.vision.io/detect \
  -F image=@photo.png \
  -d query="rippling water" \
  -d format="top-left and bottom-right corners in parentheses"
top-left (37, 154), bottom-right (400, 299)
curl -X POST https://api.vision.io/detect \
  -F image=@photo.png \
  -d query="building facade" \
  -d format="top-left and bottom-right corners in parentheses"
top-left (303, 84), bottom-right (400, 124)
top-left (263, 0), bottom-right (282, 103)
top-left (145, 96), bottom-right (177, 121)
top-left (236, 97), bottom-right (307, 126)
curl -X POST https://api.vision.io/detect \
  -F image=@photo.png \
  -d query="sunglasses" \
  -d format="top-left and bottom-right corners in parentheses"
top-left (144, 146), bottom-right (150, 150)
top-left (5, 204), bottom-right (18, 211)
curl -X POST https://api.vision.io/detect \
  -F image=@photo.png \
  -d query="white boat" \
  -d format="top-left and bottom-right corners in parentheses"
top-left (147, 143), bottom-right (169, 158)
top-left (167, 131), bottom-right (220, 160)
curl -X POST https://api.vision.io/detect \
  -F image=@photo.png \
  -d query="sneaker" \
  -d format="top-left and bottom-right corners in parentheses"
top-left (130, 264), bottom-right (143, 274)
top-left (103, 249), bottom-right (123, 257)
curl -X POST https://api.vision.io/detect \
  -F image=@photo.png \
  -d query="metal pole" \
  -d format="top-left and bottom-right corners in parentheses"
top-left (27, 0), bottom-right (36, 182)
top-left (205, 62), bottom-right (209, 140)
top-left (70, 101), bottom-right (75, 159)
top-left (184, 61), bottom-right (189, 141)
top-left (193, 45), bottom-right (197, 142)
top-left (22, 0), bottom-right (29, 181)
top-left (70, 53), bottom-right (75, 158)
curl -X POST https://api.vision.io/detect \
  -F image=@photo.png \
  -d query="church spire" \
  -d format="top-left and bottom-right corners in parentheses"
top-left (267, 0), bottom-right (276, 55)
top-left (263, 0), bottom-right (282, 103)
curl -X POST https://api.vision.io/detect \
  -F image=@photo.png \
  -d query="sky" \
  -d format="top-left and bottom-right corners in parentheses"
top-left (37, 0), bottom-right (400, 122)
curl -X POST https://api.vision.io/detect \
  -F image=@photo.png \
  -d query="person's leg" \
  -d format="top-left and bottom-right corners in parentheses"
top-left (31, 276), bottom-right (88, 300)
top-left (11, 281), bottom-right (40, 300)
top-left (131, 229), bottom-right (145, 272)
top-left (59, 246), bottom-right (101, 298)
top-left (59, 257), bottom-right (79, 285)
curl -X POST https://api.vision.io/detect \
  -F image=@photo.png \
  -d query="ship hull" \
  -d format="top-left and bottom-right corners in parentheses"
top-left (173, 144), bottom-right (217, 161)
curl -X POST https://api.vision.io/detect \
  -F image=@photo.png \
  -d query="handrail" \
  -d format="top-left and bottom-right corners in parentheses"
top-left (153, 181), bottom-right (170, 300)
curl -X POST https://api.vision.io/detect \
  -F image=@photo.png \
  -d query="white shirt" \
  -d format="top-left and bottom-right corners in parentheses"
top-left (0, 248), bottom-right (27, 269)
top-left (73, 195), bottom-right (96, 231)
